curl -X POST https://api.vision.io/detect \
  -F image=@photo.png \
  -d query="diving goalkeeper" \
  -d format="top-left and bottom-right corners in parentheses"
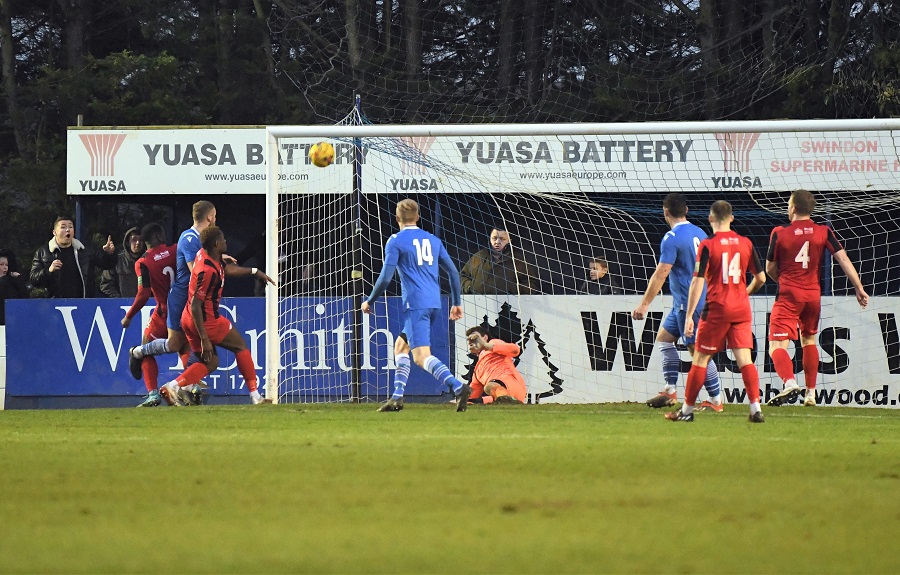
top-left (464, 326), bottom-right (526, 405)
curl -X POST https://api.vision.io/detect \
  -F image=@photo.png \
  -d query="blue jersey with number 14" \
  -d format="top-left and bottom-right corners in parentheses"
top-left (659, 220), bottom-right (707, 311)
top-left (367, 226), bottom-right (461, 310)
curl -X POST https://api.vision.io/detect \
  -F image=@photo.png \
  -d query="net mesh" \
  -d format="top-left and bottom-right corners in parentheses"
top-left (271, 120), bottom-right (900, 406)
top-left (268, 1), bottom-right (900, 124)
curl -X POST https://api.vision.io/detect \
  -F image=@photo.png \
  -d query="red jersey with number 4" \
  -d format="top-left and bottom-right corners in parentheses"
top-left (187, 248), bottom-right (225, 321)
top-left (126, 244), bottom-right (176, 320)
top-left (695, 231), bottom-right (762, 321)
top-left (767, 219), bottom-right (842, 302)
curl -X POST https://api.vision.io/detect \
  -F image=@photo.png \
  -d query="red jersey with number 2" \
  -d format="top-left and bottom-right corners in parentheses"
top-left (696, 231), bottom-right (762, 322)
top-left (766, 219), bottom-right (842, 302)
top-left (127, 244), bottom-right (176, 321)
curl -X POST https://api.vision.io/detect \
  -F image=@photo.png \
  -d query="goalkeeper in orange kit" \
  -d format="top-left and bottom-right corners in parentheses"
top-left (464, 326), bottom-right (526, 405)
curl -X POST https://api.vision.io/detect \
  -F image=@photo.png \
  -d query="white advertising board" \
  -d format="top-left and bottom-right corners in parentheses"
top-left (67, 127), bottom-right (900, 195)
top-left (457, 295), bottom-right (900, 408)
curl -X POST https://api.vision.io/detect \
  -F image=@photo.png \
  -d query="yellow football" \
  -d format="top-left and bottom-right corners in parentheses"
top-left (309, 141), bottom-right (335, 168)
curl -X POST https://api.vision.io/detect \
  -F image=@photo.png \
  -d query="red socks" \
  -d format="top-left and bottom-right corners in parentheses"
top-left (802, 345), bottom-right (819, 389)
top-left (770, 347), bottom-right (795, 384)
top-left (740, 364), bottom-right (760, 403)
top-left (141, 358), bottom-right (159, 392)
top-left (175, 362), bottom-right (209, 387)
top-left (235, 349), bottom-right (258, 392)
top-left (684, 364), bottom-right (706, 406)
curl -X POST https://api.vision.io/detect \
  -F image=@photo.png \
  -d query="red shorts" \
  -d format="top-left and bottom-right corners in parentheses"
top-left (142, 310), bottom-right (168, 342)
top-left (769, 298), bottom-right (820, 341)
top-left (182, 314), bottom-right (233, 353)
top-left (695, 318), bottom-right (755, 353)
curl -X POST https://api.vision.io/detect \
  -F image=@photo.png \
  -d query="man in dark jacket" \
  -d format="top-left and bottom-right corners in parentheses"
top-left (30, 216), bottom-right (117, 298)
top-left (100, 227), bottom-right (144, 298)
top-left (460, 227), bottom-right (538, 294)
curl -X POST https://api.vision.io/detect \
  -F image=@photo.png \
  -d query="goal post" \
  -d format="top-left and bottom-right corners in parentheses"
top-left (265, 119), bottom-right (900, 408)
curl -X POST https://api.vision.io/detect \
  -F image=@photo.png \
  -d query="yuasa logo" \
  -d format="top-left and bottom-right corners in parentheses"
top-left (79, 133), bottom-right (127, 177)
top-left (715, 132), bottom-right (760, 172)
top-left (399, 136), bottom-right (436, 175)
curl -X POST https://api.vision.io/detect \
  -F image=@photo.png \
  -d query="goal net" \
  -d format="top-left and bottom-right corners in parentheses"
top-left (268, 2), bottom-right (900, 124)
top-left (266, 119), bottom-right (900, 409)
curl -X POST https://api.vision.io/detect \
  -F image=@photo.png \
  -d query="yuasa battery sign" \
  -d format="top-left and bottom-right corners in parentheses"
top-left (67, 128), bottom-right (350, 196)
top-left (68, 127), bottom-right (900, 195)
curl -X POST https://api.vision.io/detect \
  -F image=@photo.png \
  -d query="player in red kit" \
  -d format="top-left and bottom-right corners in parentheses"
top-left (159, 226), bottom-right (275, 406)
top-left (766, 190), bottom-right (869, 407)
top-left (121, 223), bottom-right (183, 407)
top-left (666, 201), bottom-right (767, 423)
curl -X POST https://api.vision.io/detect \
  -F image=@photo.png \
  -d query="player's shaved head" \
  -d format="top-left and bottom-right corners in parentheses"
top-left (663, 193), bottom-right (688, 218)
top-left (790, 189), bottom-right (816, 216)
top-left (193, 200), bottom-right (216, 224)
top-left (709, 200), bottom-right (733, 222)
top-left (201, 225), bottom-right (224, 251)
top-left (396, 199), bottom-right (419, 224)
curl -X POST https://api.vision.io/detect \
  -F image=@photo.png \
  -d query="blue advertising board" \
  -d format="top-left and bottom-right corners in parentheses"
top-left (5, 297), bottom-right (452, 404)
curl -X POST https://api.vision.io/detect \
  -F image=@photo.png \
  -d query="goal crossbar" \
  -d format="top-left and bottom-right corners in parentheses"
top-left (268, 119), bottom-right (900, 139)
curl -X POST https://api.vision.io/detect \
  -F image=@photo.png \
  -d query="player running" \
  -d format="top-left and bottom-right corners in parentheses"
top-left (361, 199), bottom-right (471, 412)
top-left (632, 193), bottom-right (723, 411)
top-left (463, 325), bottom-right (526, 405)
top-left (158, 226), bottom-right (275, 405)
top-left (765, 190), bottom-right (869, 407)
top-left (121, 223), bottom-right (180, 407)
top-left (666, 201), bottom-right (767, 423)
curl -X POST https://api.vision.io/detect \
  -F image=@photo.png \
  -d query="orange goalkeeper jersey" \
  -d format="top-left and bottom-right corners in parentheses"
top-left (470, 339), bottom-right (527, 402)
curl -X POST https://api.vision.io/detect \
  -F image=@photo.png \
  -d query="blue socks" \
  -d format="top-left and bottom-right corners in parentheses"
top-left (423, 355), bottom-right (464, 394)
top-left (392, 353), bottom-right (411, 399)
top-left (659, 342), bottom-right (679, 391)
top-left (704, 359), bottom-right (721, 400)
top-left (135, 337), bottom-right (170, 358)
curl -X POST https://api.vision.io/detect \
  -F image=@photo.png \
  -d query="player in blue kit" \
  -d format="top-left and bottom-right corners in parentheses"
top-left (632, 193), bottom-right (723, 411)
top-left (361, 199), bottom-right (472, 412)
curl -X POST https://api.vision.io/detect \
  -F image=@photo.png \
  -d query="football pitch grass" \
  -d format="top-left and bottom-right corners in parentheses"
top-left (0, 403), bottom-right (898, 574)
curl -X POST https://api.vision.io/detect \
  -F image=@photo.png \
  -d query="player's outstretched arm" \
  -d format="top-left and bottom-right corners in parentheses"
top-left (223, 262), bottom-right (275, 286)
top-left (833, 250), bottom-right (869, 308)
top-left (632, 262), bottom-right (672, 320)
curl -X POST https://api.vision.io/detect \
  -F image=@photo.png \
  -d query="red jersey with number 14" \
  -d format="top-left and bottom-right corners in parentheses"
top-left (767, 219), bottom-right (842, 302)
top-left (126, 244), bottom-right (176, 320)
top-left (695, 231), bottom-right (762, 321)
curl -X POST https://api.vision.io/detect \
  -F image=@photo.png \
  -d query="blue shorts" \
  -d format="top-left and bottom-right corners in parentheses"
top-left (166, 290), bottom-right (187, 332)
top-left (662, 307), bottom-right (701, 345)
top-left (403, 308), bottom-right (440, 349)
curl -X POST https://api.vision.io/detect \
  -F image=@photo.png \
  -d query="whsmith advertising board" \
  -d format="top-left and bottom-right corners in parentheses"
top-left (6, 295), bottom-right (900, 408)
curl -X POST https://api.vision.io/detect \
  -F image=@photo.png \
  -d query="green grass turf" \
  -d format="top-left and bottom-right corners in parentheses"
top-left (0, 403), bottom-right (898, 574)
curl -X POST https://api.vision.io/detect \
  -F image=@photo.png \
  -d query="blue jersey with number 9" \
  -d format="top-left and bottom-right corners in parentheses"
top-left (660, 221), bottom-right (708, 311)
